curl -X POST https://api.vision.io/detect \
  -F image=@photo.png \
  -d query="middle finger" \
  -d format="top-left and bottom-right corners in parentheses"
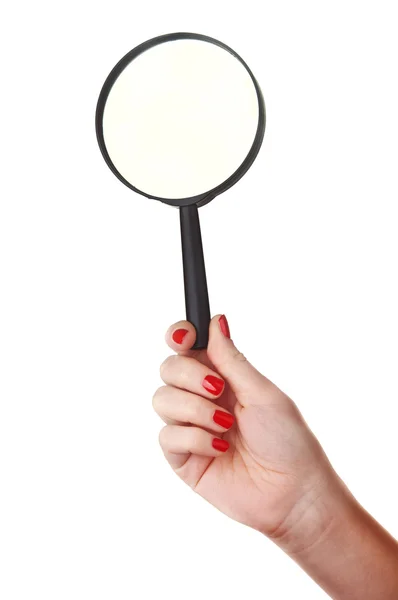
top-left (160, 355), bottom-right (225, 399)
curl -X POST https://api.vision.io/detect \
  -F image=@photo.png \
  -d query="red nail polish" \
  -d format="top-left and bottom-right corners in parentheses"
top-left (202, 375), bottom-right (224, 396)
top-left (218, 315), bottom-right (230, 338)
top-left (213, 410), bottom-right (234, 429)
top-left (212, 438), bottom-right (229, 452)
top-left (172, 328), bottom-right (188, 344)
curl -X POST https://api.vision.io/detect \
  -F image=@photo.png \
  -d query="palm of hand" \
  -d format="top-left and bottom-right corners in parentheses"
top-left (175, 349), bottom-right (326, 536)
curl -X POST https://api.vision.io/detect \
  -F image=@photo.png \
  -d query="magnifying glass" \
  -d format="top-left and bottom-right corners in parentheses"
top-left (95, 32), bottom-right (265, 349)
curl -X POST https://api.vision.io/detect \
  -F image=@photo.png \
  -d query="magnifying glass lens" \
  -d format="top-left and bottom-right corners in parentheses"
top-left (96, 34), bottom-right (265, 348)
top-left (102, 39), bottom-right (259, 200)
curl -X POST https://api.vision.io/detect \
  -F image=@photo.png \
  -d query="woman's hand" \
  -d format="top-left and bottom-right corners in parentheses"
top-left (152, 314), bottom-right (339, 546)
top-left (153, 314), bottom-right (398, 599)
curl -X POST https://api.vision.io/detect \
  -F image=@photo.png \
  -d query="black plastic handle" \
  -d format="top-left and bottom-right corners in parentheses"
top-left (179, 205), bottom-right (211, 349)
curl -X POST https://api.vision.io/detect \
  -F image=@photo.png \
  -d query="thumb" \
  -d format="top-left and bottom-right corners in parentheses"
top-left (207, 314), bottom-right (277, 405)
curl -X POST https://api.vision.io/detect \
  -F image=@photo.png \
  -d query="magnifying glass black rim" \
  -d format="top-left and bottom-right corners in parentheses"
top-left (95, 32), bottom-right (266, 208)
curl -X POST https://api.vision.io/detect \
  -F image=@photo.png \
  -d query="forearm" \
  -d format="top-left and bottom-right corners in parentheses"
top-left (268, 472), bottom-right (398, 599)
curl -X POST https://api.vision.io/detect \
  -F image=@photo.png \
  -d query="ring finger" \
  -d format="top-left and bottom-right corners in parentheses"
top-left (152, 385), bottom-right (235, 432)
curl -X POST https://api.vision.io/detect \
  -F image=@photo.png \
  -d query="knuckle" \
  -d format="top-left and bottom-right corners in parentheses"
top-left (151, 385), bottom-right (168, 410)
top-left (158, 425), bottom-right (168, 447)
top-left (231, 348), bottom-right (247, 363)
top-left (191, 427), bottom-right (204, 448)
top-left (190, 398), bottom-right (204, 422)
top-left (159, 354), bottom-right (176, 379)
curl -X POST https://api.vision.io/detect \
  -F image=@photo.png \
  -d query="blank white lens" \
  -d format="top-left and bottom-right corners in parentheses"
top-left (102, 39), bottom-right (259, 199)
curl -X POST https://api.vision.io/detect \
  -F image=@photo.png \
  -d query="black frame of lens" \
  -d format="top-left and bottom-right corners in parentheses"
top-left (95, 31), bottom-right (266, 207)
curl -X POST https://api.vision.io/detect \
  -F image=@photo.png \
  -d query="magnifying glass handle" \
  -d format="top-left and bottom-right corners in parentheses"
top-left (180, 205), bottom-right (211, 350)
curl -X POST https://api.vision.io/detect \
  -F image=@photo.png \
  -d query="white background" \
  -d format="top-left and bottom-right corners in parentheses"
top-left (1, 1), bottom-right (397, 599)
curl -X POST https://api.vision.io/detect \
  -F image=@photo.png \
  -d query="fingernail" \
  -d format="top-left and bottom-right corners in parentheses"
top-left (212, 438), bottom-right (229, 452)
top-left (218, 315), bottom-right (230, 338)
top-left (202, 375), bottom-right (224, 396)
top-left (172, 328), bottom-right (188, 344)
top-left (213, 410), bottom-right (234, 429)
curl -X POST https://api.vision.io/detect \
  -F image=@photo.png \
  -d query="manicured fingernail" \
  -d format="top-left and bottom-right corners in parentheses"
top-left (218, 314), bottom-right (230, 338)
top-left (202, 375), bottom-right (224, 396)
top-left (213, 410), bottom-right (234, 429)
top-left (172, 328), bottom-right (188, 344)
top-left (212, 438), bottom-right (229, 452)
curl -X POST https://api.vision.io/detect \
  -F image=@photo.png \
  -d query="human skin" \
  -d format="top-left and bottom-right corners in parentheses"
top-left (152, 314), bottom-right (398, 599)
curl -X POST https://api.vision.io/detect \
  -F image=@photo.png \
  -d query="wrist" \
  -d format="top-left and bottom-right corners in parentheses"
top-left (264, 467), bottom-right (398, 599)
top-left (265, 466), bottom-right (354, 556)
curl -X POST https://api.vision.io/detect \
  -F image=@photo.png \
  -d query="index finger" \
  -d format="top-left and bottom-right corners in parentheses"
top-left (165, 320), bottom-right (211, 365)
